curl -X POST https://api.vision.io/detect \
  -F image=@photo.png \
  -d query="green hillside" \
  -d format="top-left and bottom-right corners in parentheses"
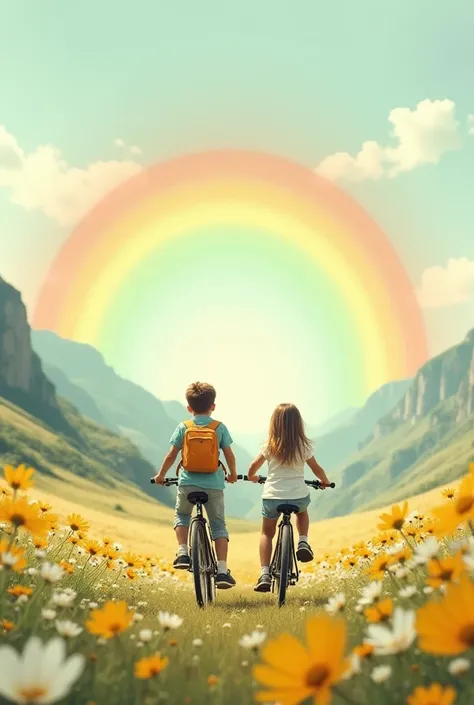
top-left (0, 394), bottom-right (174, 508)
top-left (310, 329), bottom-right (474, 519)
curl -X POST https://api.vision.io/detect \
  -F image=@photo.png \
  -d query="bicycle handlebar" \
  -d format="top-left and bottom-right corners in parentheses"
top-left (150, 478), bottom-right (179, 486)
top-left (236, 474), bottom-right (335, 489)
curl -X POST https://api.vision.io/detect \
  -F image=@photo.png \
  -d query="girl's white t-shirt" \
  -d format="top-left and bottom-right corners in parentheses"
top-left (260, 443), bottom-right (313, 500)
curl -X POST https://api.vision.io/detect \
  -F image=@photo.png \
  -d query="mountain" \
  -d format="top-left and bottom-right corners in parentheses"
top-left (0, 276), bottom-right (173, 507)
top-left (312, 380), bottom-right (412, 472)
top-left (32, 331), bottom-right (257, 517)
top-left (306, 407), bottom-right (358, 439)
top-left (0, 278), bottom-right (72, 435)
top-left (311, 329), bottom-right (474, 519)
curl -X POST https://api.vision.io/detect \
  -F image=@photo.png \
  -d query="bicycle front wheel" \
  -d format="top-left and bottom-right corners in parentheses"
top-left (277, 523), bottom-right (292, 607)
top-left (191, 521), bottom-right (212, 608)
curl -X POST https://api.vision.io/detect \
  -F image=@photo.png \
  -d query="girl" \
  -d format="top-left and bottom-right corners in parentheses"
top-left (248, 403), bottom-right (331, 593)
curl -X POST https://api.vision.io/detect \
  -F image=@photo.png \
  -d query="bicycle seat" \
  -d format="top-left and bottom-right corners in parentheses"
top-left (187, 491), bottom-right (209, 505)
top-left (276, 503), bottom-right (300, 515)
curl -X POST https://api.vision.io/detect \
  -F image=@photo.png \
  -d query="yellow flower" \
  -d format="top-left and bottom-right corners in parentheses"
top-left (7, 585), bottom-right (33, 597)
top-left (0, 540), bottom-right (27, 573)
top-left (417, 577), bottom-right (474, 655)
top-left (102, 536), bottom-right (112, 546)
top-left (433, 473), bottom-right (474, 536)
top-left (134, 654), bottom-right (169, 679)
top-left (35, 501), bottom-right (52, 514)
top-left (122, 552), bottom-right (144, 569)
top-left (426, 552), bottom-right (465, 589)
top-left (376, 531), bottom-right (399, 547)
top-left (82, 539), bottom-right (102, 557)
top-left (253, 614), bottom-right (348, 705)
top-left (31, 535), bottom-right (48, 550)
top-left (126, 568), bottom-right (137, 581)
top-left (4, 464), bottom-right (34, 491)
top-left (442, 488), bottom-right (456, 500)
top-left (86, 600), bottom-right (134, 639)
top-left (59, 560), bottom-right (74, 575)
top-left (377, 502), bottom-right (409, 532)
top-left (67, 534), bottom-right (81, 546)
top-left (366, 553), bottom-right (391, 581)
top-left (352, 643), bottom-right (374, 659)
top-left (207, 675), bottom-right (219, 687)
top-left (389, 547), bottom-right (412, 566)
top-left (365, 597), bottom-right (393, 623)
top-left (407, 683), bottom-right (456, 705)
top-left (342, 556), bottom-right (358, 570)
top-left (0, 483), bottom-right (11, 498)
top-left (67, 513), bottom-right (89, 534)
top-left (0, 497), bottom-right (49, 536)
top-left (168, 638), bottom-right (178, 647)
top-left (353, 545), bottom-right (372, 560)
top-left (1, 619), bottom-right (15, 632)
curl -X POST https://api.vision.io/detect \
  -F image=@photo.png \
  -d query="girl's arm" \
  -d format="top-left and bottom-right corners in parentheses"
top-left (306, 456), bottom-right (331, 487)
top-left (247, 454), bottom-right (266, 482)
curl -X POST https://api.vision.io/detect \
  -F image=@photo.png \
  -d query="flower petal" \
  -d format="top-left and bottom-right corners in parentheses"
top-left (260, 634), bottom-right (311, 678)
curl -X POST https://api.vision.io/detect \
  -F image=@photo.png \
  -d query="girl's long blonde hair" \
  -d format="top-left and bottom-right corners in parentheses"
top-left (266, 403), bottom-right (312, 465)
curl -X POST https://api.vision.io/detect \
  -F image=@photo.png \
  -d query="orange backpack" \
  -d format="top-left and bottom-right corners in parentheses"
top-left (176, 420), bottom-right (226, 475)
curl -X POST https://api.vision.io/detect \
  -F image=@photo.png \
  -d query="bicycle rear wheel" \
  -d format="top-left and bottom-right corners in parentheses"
top-left (277, 523), bottom-right (292, 607)
top-left (191, 521), bottom-right (213, 608)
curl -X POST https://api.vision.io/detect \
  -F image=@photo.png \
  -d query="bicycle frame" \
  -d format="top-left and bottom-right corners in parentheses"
top-left (270, 511), bottom-right (299, 589)
top-left (189, 502), bottom-right (217, 576)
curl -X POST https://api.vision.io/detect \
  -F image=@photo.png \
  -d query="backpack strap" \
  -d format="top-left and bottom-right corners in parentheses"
top-left (183, 420), bottom-right (196, 429)
top-left (208, 420), bottom-right (221, 430)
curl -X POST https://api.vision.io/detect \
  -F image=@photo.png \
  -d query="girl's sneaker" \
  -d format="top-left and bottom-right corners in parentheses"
top-left (173, 553), bottom-right (191, 569)
top-left (254, 573), bottom-right (271, 592)
top-left (296, 541), bottom-right (314, 563)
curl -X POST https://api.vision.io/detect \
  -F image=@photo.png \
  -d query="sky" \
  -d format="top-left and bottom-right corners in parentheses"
top-left (1, 1), bottom-right (474, 432)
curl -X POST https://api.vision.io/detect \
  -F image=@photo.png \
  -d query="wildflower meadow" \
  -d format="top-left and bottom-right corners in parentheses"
top-left (1, 463), bottom-right (474, 705)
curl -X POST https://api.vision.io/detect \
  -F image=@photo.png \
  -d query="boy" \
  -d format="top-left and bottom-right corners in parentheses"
top-left (153, 381), bottom-right (238, 589)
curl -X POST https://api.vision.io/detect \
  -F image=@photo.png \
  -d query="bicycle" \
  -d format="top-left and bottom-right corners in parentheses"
top-left (151, 477), bottom-right (217, 609)
top-left (237, 474), bottom-right (335, 607)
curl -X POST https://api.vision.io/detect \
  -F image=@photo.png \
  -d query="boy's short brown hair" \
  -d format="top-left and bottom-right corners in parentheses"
top-left (186, 382), bottom-right (216, 414)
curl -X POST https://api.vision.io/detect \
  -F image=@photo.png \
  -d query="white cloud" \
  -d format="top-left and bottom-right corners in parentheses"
top-left (417, 257), bottom-right (474, 308)
top-left (114, 137), bottom-right (125, 147)
top-left (468, 115), bottom-right (474, 136)
top-left (129, 145), bottom-right (142, 155)
top-left (0, 126), bottom-right (142, 226)
top-left (316, 99), bottom-right (461, 182)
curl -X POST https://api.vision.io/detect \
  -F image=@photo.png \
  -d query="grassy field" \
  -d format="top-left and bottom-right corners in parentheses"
top-left (1, 463), bottom-right (474, 705)
top-left (30, 466), bottom-right (469, 575)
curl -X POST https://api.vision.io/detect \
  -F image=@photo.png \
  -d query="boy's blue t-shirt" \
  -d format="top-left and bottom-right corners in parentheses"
top-left (170, 415), bottom-right (233, 490)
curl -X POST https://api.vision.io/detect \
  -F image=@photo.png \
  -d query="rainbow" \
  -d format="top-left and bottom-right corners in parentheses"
top-left (33, 150), bottom-right (428, 400)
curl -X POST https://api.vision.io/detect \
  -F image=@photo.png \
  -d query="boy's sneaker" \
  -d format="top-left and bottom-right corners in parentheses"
top-left (296, 541), bottom-right (314, 563)
top-left (173, 553), bottom-right (191, 570)
top-left (215, 570), bottom-right (236, 589)
top-left (254, 573), bottom-right (272, 592)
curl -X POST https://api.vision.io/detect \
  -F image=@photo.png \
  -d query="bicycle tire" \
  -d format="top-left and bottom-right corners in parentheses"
top-left (191, 521), bottom-right (210, 608)
top-left (277, 523), bottom-right (292, 607)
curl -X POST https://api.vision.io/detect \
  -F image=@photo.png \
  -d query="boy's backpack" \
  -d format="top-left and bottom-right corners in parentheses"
top-left (176, 420), bottom-right (226, 475)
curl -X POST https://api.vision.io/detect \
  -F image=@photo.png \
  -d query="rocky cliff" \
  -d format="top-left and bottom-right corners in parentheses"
top-left (0, 276), bottom-right (68, 431)
top-left (368, 329), bottom-right (474, 442)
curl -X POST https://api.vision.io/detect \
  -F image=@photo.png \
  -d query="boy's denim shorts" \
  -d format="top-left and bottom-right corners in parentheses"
top-left (173, 485), bottom-right (229, 540)
top-left (262, 495), bottom-right (311, 520)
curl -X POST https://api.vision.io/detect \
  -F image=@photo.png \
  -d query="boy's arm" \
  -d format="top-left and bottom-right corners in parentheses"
top-left (306, 456), bottom-right (331, 488)
top-left (247, 454), bottom-right (266, 482)
top-left (222, 446), bottom-right (237, 483)
top-left (153, 445), bottom-right (180, 484)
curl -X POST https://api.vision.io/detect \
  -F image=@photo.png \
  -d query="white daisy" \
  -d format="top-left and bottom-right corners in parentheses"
top-left (40, 563), bottom-right (64, 584)
top-left (0, 636), bottom-right (85, 704)
top-left (158, 612), bottom-right (183, 630)
top-left (138, 629), bottom-right (153, 643)
top-left (55, 621), bottom-right (83, 639)
top-left (192, 638), bottom-right (203, 647)
top-left (41, 609), bottom-right (57, 621)
top-left (365, 608), bottom-right (416, 655)
top-left (398, 585), bottom-right (417, 599)
top-left (358, 581), bottom-right (383, 606)
top-left (413, 537), bottom-right (439, 565)
top-left (448, 658), bottom-right (471, 676)
top-left (371, 665), bottom-right (392, 683)
top-left (325, 593), bottom-right (345, 616)
top-left (239, 631), bottom-right (267, 649)
top-left (341, 653), bottom-right (360, 680)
